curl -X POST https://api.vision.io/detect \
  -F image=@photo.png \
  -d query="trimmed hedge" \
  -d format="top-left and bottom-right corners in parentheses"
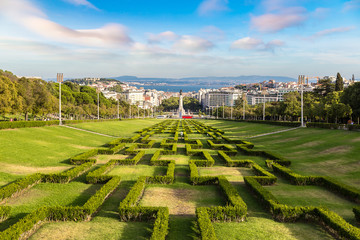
top-left (119, 176), bottom-right (146, 209)
top-left (189, 161), bottom-right (218, 185)
top-left (147, 162), bottom-right (175, 184)
top-left (150, 207), bottom-right (169, 240)
top-left (271, 163), bottom-right (320, 186)
top-left (69, 149), bottom-right (98, 165)
top-left (42, 162), bottom-right (93, 183)
top-left (354, 207), bottom-right (360, 222)
top-left (307, 122), bottom-right (360, 131)
top-left (0, 206), bottom-right (11, 222)
top-left (196, 207), bottom-right (217, 240)
top-left (217, 151), bottom-right (252, 167)
top-left (86, 160), bottom-right (117, 184)
top-left (320, 177), bottom-right (360, 203)
top-left (0, 173), bottom-right (42, 201)
top-left (118, 150), bottom-right (145, 165)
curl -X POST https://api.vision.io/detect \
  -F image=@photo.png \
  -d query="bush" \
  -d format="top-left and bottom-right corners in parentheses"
top-left (196, 207), bottom-right (217, 240)
top-left (86, 160), bottom-right (117, 184)
top-left (119, 177), bottom-right (146, 209)
top-left (150, 207), bottom-right (169, 240)
top-left (69, 149), bottom-right (98, 165)
top-left (271, 163), bottom-right (321, 186)
top-left (42, 162), bottom-right (93, 183)
top-left (189, 161), bottom-right (218, 185)
top-left (118, 150), bottom-right (145, 165)
top-left (0, 206), bottom-right (11, 222)
top-left (319, 177), bottom-right (360, 203)
top-left (147, 162), bottom-right (175, 184)
top-left (0, 173), bottom-right (42, 201)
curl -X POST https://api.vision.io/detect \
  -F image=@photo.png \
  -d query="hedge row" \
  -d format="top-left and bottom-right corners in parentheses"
top-left (117, 150), bottom-right (145, 165)
top-left (189, 161), bottom-right (218, 185)
top-left (150, 150), bottom-right (174, 166)
top-left (244, 176), bottom-right (360, 239)
top-left (217, 150), bottom-right (252, 167)
top-left (86, 160), bottom-right (117, 184)
top-left (146, 162), bottom-right (175, 184)
top-left (307, 122), bottom-right (360, 131)
top-left (207, 140), bottom-right (235, 151)
top-left (0, 176), bottom-right (121, 239)
top-left (196, 207), bottom-right (217, 240)
top-left (0, 206), bottom-right (11, 222)
top-left (190, 151), bottom-right (215, 167)
top-left (69, 149), bottom-right (98, 165)
top-left (251, 163), bottom-right (277, 185)
top-left (0, 173), bottom-right (42, 201)
top-left (354, 207), bottom-right (360, 222)
top-left (150, 207), bottom-right (169, 240)
top-left (271, 163), bottom-right (360, 202)
top-left (119, 176), bottom-right (146, 210)
top-left (42, 162), bottom-right (93, 183)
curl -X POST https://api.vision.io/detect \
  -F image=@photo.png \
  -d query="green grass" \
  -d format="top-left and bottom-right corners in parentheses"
top-left (72, 119), bottom-right (162, 137)
top-left (198, 166), bottom-right (254, 182)
top-left (0, 126), bottom-right (111, 168)
top-left (106, 165), bottom-right (167, 181)
top-left (213, 217), bottom-right (333, 240)
top-left (264, 179), bottom-right (358, 224)
top-left (248, 127), bottom-right (360, 188)
top-left (198, 120), bottom-right (294, 138)
top-left (0, 181), bottom-right (101, 231)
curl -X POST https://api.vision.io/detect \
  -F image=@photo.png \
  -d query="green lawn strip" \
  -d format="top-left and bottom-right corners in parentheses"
top-left (213, 217), bottom-right (333, 240)
top-left (106, 165), bottom-right (167, 181)
top-left (72, 119), bottom-right (162, 137)
top-left (0, 172), bottom-right (24, 188)
top-left (139, 182), bottom-right (226, 215)
top-left (0, 126), bottom-right (111, 167)
top-left (249, 127), bottom-right (360, 187)
top-left (0, 182), bottom-right (101, 231)
top-left (198, 120), bottom-right (293, 138)
top-left (198, 167), bottom-right (254, 182)
top-left (167, 215), bottom-right (197, 240)
top-left (264, 178), bottom-right (358, 224)
top-left (29, 218), bottom-right (152, 240)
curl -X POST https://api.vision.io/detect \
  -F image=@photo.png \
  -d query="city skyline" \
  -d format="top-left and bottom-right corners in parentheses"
top-left (0, 0), bottom-right (359, 79)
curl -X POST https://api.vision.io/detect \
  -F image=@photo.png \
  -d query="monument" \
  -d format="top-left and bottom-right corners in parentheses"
top-left (178, 89), bottom-right (186, 118)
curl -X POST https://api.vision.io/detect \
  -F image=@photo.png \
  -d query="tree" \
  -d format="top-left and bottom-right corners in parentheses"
top-left (314, 78), bottom-right (335, 96)
top-left (341, 82), bottom-right (360, 121)
top-left (281, 92), bottom-right (300, 120)
top-left (335, 72), bottom-right (344, 91)
top-left (0, 74), bottom-right (21, 117)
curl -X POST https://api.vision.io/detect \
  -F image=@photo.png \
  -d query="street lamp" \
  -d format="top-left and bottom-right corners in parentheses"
top-left (222, 102), bottom-right (225, 119)
top-left (299, 75), bottom-right (306, 127)
top-left (261, 90), bottom-right (267, 121)
top-left (96, 88), bottom-right (100, 120)
top-left (57, 73), bottom-right (63, 125)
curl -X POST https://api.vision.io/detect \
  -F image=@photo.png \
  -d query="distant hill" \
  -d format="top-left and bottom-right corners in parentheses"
top-left (112, 75), bottom-right (296, 85)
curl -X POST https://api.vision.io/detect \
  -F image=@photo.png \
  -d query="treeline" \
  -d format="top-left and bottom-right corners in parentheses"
top-left (0, 70), bottom-right (149, 121)
top-left (211, 78), bottom-right (360, 124)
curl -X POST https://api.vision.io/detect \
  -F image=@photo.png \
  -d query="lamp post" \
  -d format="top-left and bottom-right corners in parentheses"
top-left (222, 102), bottom-right (225, 119)
top-left (96, 88), bottom-right (100, 120)
top-left (243, 93), bottom-right (246, 120)
top-left (57, 73), bottom-right (63, 125)
top-left (300, 75), bottom-right (305, 127)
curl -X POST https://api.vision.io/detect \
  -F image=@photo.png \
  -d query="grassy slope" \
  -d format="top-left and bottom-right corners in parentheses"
top-left (72, 119), bottom-right (162, 137)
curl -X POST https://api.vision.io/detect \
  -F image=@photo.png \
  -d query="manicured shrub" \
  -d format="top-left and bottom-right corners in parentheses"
top-left (0, 173), bottom-right (42, 201)
top-left (196, 207), bottom-right (217, 240)
top-left (189, 161), bottom-right (218, 185)
top-left (69, 149), bottom-right (98, 165)
top-left (86, 160), bottom-right (117, 183)
top-left (319, 177), bottom-right (360, 203)
top-left (42, 162), bottom-right (93, 183)
top-left (0, 206), bottom-right (11, 222)
top-left (150, 207), bottom-right (169, 240)
top-left (147, 162), bottom-right (175, 184)
top-left (354, 207), bottom-right (360, 222)
top-left (119, 177), bottom-right (146, 209)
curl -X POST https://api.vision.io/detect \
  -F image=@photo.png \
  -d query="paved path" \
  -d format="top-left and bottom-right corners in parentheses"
top-left (247, 127), bottom-right (302, 139)
top-left (61, 125), bottom-right (117, 138)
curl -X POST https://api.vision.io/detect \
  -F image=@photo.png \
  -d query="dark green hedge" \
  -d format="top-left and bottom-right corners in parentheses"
top-left (86, 160), bottom-right (116, 184)
top-left (42, 162), bottom-right (93, 183)
top-left (147, 162), bottom-right (175, 184)
top-left (69, 149), bottom-right (98, 165)
top-left (354, 207), bottom-right (360, 222)
top-left (0, 173), bottom-right (42, 201)
top-left (196, 207), bottom-right (217, 240)
top-left (189, 161), bottom-right (218, 185)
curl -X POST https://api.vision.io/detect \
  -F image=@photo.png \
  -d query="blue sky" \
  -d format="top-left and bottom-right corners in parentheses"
top-left (0, 0), bottom-right (359, 79)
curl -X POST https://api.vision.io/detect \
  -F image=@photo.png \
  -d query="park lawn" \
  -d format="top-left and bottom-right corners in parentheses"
top-left (198, 166), bottom-right (254, 182)
top-left (248, 127), bottom-right (360, 188)
top-left (0, 126), bottom-right (111, 168)
top-left (139, 182), bottom-right (226, 215)
top-left (264, 179), bottom-right (358, 224)
top-left (106, 165), bottom-right (167, 181)
top-left (71, 119), bottom-right (162, 137)
top-left (0, 181), bottom-right (101, 231)
top-left (213, 217), bottom-right (333, 240)
top-left (198, 120), bottom-right (293, 138)
top-left (30, 182), bottom-right (152, 240)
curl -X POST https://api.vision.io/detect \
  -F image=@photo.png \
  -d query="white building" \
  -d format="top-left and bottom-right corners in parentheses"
top-left (201, 90), bottom-right (242, 108)
top-left (121, 89), bottom-right (144, 105)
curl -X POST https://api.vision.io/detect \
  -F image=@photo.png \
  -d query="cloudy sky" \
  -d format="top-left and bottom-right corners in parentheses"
top-left (0, 0), bottom-right (359, 79)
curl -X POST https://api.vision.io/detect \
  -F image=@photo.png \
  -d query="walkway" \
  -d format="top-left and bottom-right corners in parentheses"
top-left (61, 125), bottom-right (117, 138)
top-left (247, 127), bottom-right (302, 139)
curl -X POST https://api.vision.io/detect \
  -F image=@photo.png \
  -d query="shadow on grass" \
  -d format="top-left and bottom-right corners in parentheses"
top-left (69, 183), bottom-right (102, 207)
top-left (0, 212), bottom-right (27, 231)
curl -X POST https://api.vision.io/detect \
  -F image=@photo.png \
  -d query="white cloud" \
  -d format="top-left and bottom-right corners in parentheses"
top-left (200, 26), bottom-right (226, 41)
top-left (231, 37), bottom-right (284, 50)
top-left (0, 0), bottom-right (132, 48)
top-left (307, 27), bottom-right (355, 40)
top-left (197, 0), bottom-right (229, 16)
top-left (63, 0), bottom-right (99, 10)
top-left (173, 35), bottom-right (214, 53)
top-left (251, 7), bottom-right (307, 33)
top-left (147, 31), bottom-right (179, 44)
